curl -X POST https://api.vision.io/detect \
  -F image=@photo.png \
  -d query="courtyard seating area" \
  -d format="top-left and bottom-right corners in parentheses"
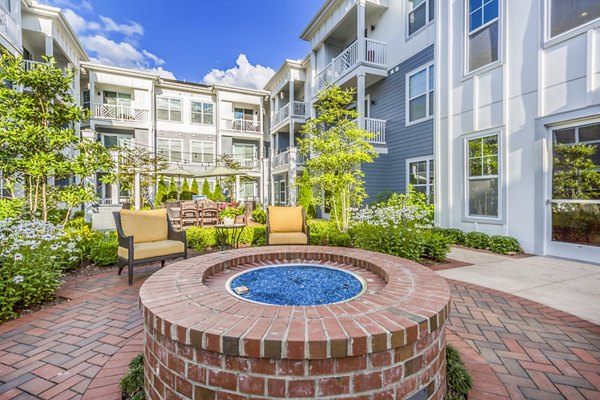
top-left (0, 251), bottom-right (599, 400)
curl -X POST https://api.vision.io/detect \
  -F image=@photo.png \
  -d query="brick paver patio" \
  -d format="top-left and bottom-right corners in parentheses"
top-left (0, 261), bottom-right (598, 399)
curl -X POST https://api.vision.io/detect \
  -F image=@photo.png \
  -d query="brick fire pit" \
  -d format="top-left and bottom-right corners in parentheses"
top-left (140, 246), bottom-right (451, 399)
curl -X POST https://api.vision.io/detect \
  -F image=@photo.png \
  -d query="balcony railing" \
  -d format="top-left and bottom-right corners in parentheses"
top-left (271, 101), bottom-right (309, 127)
top-left (271, 148), bottom-right (306, 170)
top-left (315, 39), bottom-right (387, 91)
top-left (221, 118), bottom-right (262, 134)
top-left (93, 104), bottom-right (149, 122)
top-left (235, 158), bottom-right (261, 171)
top-left (0, 5), bottom-right (18, 44)
top-left (364, 118), bottom-right (386, 144)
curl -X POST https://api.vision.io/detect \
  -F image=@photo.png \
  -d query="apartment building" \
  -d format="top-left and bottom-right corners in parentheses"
top-left (436, 0), bottom-right (600, 261)
top-left (267, 0), bottom-right (437, 209)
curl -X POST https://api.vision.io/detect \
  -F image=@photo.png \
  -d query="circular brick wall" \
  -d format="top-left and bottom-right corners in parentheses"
top-left (140, 246), bottom-right (451, 399)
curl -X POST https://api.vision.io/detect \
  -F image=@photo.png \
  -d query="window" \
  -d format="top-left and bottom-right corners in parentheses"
top-left (233, 143), bottom-right (257, 164)
top-left (157, 138), bottom-right (183, 162)
top-left (104, 91), bottom-right (131, 107)
top-left (191, 101), bottom-right (214, 125)
top-left (465, 133), bottom-right (500, 218)
top-left (0, 172), bottom-right (11, 198)
top-left (82, 90), bottom-right (90, 110)
top-left (549, 0), bottom-right (600, 38)
top-left (157, 97), bottom-right (182, 122)
top-left (408, 0), bottom-right (434, 36)
top-left (275, 180), bottom-right (286, 205)
top-left (407, 156), bottom-right (434, 200)
top-left (234, 108), bottom-right (254, 121)
top-left (407, 64), bottom-right (434, 124)
top-left (191, 141), bottom-right (215, 164)
top-left (467, 0), bottom-right (499, 72)
top-left (241, 182), bottom-right (257, 199)
top-left (102, 134), bottom-right (133, 150)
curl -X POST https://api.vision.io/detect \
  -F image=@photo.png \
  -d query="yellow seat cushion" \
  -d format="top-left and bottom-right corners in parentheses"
top-left (118, 240), bottom-right (185, 261)
top-left (121, 209), bottom-right (168, 244)
top-left (268, 232), bottom-right (308, 245)
top-left (268, 206), bottom-right (304, 233)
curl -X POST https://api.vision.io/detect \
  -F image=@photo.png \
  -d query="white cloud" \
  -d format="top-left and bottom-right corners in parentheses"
top-left (98, 15), bottom-right (144, 37)
top-left (203, 54), bottom-right (274, 90)
top-left (39, 0), bottom-right (92, 12)
top-left (81, 35), bottom-right (175, 79)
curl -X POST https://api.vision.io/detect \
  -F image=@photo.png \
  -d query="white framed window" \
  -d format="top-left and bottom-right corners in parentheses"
top-left (157, 97), bottom-right (182, 122)
top-left (82, 90), bottom-right (90, 110)
top-left (190, 141), bottom-right (215, 164)
top-left (406, 156), bottom-right (434, 200)
top-left (241, 181), bottom-right (257, 199)
top-left (466, 0), bottom-right (500, 73)
top-left (548, 0), bottom-right (600, 39)
top-left (157, 138), bottom-right (183, 162)
top-left (464, 132), bottom-right (501, 219)
top-left (102, 134), bottom-right (134, 150)
top-left (408, 0), bottom-right (434, 36)
top-left (275, 180), bottom-right (286, 205)
top-left (233, 143), bottom-right (257, 161)
top-left (104, 91), bottom-right (131, 107)
top-left (234, 107), bottom-right (254, 121)
top-left (406, 63), bottom-right (434, 125)
top-left (191, 101), bottom-right (214, 125)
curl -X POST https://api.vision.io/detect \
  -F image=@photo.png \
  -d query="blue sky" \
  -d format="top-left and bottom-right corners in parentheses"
top-left (42, 0), bottom-right (324, 88)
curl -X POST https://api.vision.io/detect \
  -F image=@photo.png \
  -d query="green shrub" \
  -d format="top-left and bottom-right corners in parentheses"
top-left (309, 220), bottom-right (352, 247)
top-left (351, 223), bottom-right (425, 262)
top-left (446, 344), bottom-right (473, 399)
top-left (88, 232), bottom-right (118, 266)
top-left (488, 235), bottom-right (521, 254)
top-left (464, 231), bottom-right (490, 249)
top-left (65, 217), bottom-right (95, 260)
top-left (252, 208), bottom-right (266, 224)
top-left (438, 228), bottom-right (466, 245)
top-left (120, 353), bottom-right (145, 400)
top-left (186, 227), bottom-right (217, 252)
top-left (422, 229), bottom-right (451, 262)
top-left (251, 226), bottom-right (266, 246)
top-left (0, 198), bottom-right (25, 219)
top-left (0, 219), bottom-right (80, 321)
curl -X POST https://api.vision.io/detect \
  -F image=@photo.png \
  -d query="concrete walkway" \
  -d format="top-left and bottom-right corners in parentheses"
top-left (437, 247), bottom-right (600, 325)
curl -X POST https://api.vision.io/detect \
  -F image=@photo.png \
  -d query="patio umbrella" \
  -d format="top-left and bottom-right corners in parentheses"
top-left (196, 166), bottom-right (248, 202)
top-left (158, 165), bottom-right (199, 200)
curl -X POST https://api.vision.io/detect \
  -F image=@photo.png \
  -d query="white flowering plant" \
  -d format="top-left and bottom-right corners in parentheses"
top-left (0, 218), bottom-right (81, 320)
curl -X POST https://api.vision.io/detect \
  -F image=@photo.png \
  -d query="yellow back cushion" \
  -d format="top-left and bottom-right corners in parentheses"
top-left (268, 206), bottom-right (303, 233)
top-left (120, 209), bottom-right (168, 243)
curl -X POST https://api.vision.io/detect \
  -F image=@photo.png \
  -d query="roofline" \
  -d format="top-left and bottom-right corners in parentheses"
top-left (299, 0), bottom-right (337, 41)
top-left (157, 78), bottom-right (213, 93)
top-left (213, 84), bottom-right (268, 96)
top-left (24, 1), bottom-right (89, 62)
top-left (263, 58), bottom-right (306, 90)
top-left (80, 62), bottom-right (161, 80)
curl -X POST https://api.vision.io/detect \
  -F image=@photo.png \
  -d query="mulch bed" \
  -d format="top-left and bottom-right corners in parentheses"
top-left (422, 258), bottom-right (473, 271)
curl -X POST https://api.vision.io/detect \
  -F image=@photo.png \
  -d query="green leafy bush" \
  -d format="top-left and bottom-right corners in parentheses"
top-left (120, 353), bottom-right (145, 400)
top-left (436, 228), bottom-right (465, 245)
top-left (0, 198), bottom-right (25, 219)
top-left (464, 232), bottom-right (490, 249)
top-left (351, 224), bottom-right (425, 262)
top-left (252, 208), bottom-right (266, 224)
top-left (88, 232), bottom-right (118, 266)
top-left (251, 226), bottom-right (266, 246)
top-left (488, 235), bottom-right (521, 254)
top-left (0, 219), bottom-right (81, 320)
top-left (446, 344), bottom-right (473, 400)
top-left (186, 227), bottom-right (217, 252)
top-left (309, 220), bottom-right (352, 247)
top-left (422, 229), bottom-right (452, 262)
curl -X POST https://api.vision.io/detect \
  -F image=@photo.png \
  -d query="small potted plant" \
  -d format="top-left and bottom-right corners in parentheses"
top-left (220, 206), bottom-right (241, 225)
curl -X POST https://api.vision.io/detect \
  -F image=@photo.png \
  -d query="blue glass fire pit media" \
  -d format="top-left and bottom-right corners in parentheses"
top-left (228, 265), bottom-right (365, 306)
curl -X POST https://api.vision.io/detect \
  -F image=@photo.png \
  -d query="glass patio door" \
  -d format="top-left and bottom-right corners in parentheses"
top-left (547, 123), bottom-right (600, 263)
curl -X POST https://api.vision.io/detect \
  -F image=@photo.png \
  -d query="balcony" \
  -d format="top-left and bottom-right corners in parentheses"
top-left (92, 104), bottom-right (149, 122)
top-left (272, 148), bottom-right (305, 170)
top-left (271, 101), bottom-right (309, 128)
top-left (0, 5), bottom-right (18, 44)
top-left (235, 158), bottom-right (261, 171)
top-left (315, 39), bottom-right (387, 92)
top-left (353, 118), bottom-right (386, 145)
top-left (221, 118), bottom-right (262, 135)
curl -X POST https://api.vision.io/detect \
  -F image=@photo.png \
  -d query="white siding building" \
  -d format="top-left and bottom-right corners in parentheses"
top-left (436, 0), bottom-right (600, 262)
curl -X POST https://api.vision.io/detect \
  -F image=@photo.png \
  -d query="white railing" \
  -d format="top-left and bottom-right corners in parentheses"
top-left (222, 118), bottom-right (262, 134)
top-left (271, 103), bottom-right (290, 127)
top-left (315, 39), bottom-right (387, 91)
top-left (271, 101), bottom-right (309, 127)
top-left (22, 60), bottom-right (48, 71)
top-left (364, 118), bottom-right (386, 144)
top-left (271, 148), bottom-right (306, 169)
top-left (235, 158), bottom-right (261, 171)
top-left (93, 104), bottom-right (149, 122)
top-left (0, 5), bottom-right (17, 44)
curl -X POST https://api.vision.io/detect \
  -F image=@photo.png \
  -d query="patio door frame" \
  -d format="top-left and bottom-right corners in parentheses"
top-left (544, 117), bottom-right (600, 264)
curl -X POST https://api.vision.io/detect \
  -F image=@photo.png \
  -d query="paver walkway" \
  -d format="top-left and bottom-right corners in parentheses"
top-left (0, 256), bottom-right (598, 399)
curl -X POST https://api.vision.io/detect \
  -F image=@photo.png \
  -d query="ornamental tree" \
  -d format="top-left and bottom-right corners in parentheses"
top-left (297, 169), bottom-right (316, 218)
top-left (298, 84), bottom-right (377, 231)
top-left (201, 178), bottom-right (211, 196)
top-left (191, 179), bottom-right (199, 195)
top-left (0, 51), bottom-right (113, 222)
